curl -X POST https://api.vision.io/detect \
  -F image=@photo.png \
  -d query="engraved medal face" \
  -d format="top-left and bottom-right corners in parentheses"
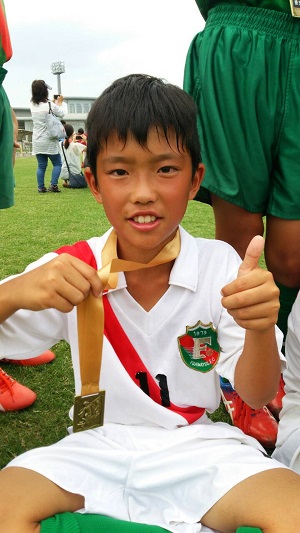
top-left (290, 0), bottom-right (300, 16)
top-left (178, 321), bottom-right (220, 373)
top-left (73, 391), bottom-right (105, 433)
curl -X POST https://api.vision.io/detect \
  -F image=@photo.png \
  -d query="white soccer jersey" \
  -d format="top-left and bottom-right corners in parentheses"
top-left (0, 226), bottom-right (281, 429)
top-left (273, 291), bottom-right (300, 472)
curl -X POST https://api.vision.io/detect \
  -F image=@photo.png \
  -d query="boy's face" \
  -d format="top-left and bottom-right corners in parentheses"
top-left (86, 127), bottom-right (204, 261)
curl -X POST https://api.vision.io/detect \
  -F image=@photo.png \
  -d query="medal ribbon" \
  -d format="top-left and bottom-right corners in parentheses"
top-left (290, 0), bottom-right (300, 17)
top-left (76, 229), bottom-right (181, 397)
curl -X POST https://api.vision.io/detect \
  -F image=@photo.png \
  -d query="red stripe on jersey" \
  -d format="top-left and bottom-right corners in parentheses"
top-left (55, 241), bottom-right (97, 269)
top-left (103, 296), bottom-right (205, 424)
top-left (56, 241), bottom-right (205, 423)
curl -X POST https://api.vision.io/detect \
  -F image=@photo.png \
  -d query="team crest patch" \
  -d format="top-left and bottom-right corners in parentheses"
top-left (178, 321), bottom-right (220, 372)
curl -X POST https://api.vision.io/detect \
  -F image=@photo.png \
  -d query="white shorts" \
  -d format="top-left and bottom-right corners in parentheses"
top-left (6, 420), bottom-right (287, 533)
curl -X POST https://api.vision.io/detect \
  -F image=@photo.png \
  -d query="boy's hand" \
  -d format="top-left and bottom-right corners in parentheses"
top-left (221, 236), bottom-right (280, 331)
top-left (7, 254), bottom-right (103, 315)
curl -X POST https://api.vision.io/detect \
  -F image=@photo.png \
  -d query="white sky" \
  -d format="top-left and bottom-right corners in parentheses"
top-left (4, 1), bottom-right (204, 108)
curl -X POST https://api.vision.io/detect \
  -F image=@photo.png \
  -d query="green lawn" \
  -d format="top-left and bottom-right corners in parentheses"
top-left (0, 156), bottom-right (231, 468)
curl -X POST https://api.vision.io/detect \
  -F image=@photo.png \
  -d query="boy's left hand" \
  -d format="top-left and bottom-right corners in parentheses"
top-left (221, 236), bottom-right (280, 331)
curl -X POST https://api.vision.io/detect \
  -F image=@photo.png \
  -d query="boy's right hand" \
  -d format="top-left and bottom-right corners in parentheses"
top-left (0, 254), bottom-right (103, 321)
top-left (221, 236), bottom-right (279, 331)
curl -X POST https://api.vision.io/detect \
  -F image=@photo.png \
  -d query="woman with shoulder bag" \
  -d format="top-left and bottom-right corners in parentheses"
top-left (30, 80), bottom-right (65, 193)
top-left (59, 124), bottom-right (87, 189)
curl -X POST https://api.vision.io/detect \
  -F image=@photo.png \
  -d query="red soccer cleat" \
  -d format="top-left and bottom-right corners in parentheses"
top-left (266, 375), bottom-right (285, 420)
top-left (220, 377), bottom-right (278, 450)
top-left (1, 350), bottom-right (55, 367)
top-left (0, 368), bottom-right (37, 412)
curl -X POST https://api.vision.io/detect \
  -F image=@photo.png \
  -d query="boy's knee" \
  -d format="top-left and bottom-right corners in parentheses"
top-left (0, 499), bottom-right (39, 533)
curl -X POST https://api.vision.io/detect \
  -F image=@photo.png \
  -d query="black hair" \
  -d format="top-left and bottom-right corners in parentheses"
top-left (31, 80), bottom-right (48, 104)
top-left (86, 74), bottom-right (201, 182)
top-left (77, 127), bottom-right (84, 134)
top-left (64, 124), bottom-right (74, 149)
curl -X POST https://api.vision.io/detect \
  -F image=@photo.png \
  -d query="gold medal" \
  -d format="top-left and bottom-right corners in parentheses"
top-left (73, 391), bottom-right (105, 432)
top-left (290, 0), bottom-right (300, 17)
top-left (73, 228), bottom-right (181, 433)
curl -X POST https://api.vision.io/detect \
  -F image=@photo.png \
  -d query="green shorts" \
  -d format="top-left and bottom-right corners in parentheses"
top-left (40, 512), bottom-right (262, 533)
top-left (184, 5), bottom-right (300, 219)
top-left (0, 66), bottom-right (14, 210)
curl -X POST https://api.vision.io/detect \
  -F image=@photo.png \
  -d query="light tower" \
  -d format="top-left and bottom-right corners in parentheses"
top-left (51, 61), bottom-right (65, 94)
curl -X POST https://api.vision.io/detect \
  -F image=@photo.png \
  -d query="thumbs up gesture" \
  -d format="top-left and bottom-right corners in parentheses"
top-left (221, 236), bottom-right (280, 331)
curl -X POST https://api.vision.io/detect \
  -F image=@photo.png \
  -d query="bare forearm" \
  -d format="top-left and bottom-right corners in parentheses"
top-left (0, 277), bottom-right (22, 323)
top-left (11, 108), bottom-right (18, 142)
top-left (11, 108), bottom-right (20, 165)
top-left (234, 327), bottom-right (281, 408)
top-left (0, 254), bottom-right (103, 325)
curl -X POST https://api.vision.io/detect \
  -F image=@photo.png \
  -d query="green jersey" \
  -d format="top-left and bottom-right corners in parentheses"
top-left (195, 0), bottom-right (290, 20)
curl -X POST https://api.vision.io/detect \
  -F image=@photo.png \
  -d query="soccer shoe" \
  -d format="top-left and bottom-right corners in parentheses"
top-left (220, 377), bottom-right (278, 449)
top-left (0, 368), bottom-right (37, 412)
top-left (48, 185), bottom-right (61, 193)
top-left (266, 375), bottom-right (285, 420)
top-left (1, 350), bottom-right (55, 366)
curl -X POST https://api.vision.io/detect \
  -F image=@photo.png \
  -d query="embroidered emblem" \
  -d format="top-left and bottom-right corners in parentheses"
top-left (178, 321), bottom-right (220, 373)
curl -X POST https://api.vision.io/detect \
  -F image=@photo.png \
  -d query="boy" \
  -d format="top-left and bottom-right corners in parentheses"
top-left (0, 74), bottom-right (300, 533)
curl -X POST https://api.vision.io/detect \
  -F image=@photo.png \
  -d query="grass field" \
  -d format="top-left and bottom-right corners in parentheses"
top-left (0, 156), bottom-right (232, 468)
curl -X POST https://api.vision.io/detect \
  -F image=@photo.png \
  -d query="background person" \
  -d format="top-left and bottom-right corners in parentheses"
top-left (0, 2), bottom-right (55, 411)
top-left (30, 80), bottom-right (65, 193)
top-left (184, 0), bottom-right (300, 349)
top-left (183, 0), bottom-right (300, 442)
top-left (75, 127), bottom-right (87, 167)
top-left (0, 0), bottom-right (18, 209)
top-left (75, 127), bottom-right (87, 146)
top-left (59, 124), bottom-right (87, 188)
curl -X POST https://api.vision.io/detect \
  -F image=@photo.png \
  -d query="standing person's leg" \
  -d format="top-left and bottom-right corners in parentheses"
top-left (211, 195), bottom-right (264, 259)
top-left (263, 21), bottom-right (300, 345)
top-left (48, 153), bottom-right (62, 191)
top-left (35, 154), bottom-right (48, 193)
top-left (265, 217), bottom-right (300, 344)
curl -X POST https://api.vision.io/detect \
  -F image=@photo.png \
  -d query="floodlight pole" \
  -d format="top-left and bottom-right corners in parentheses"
top-left (57, 75), bottom-right (62, 94)
top-left (51, 61), bottom-right (65, 94)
